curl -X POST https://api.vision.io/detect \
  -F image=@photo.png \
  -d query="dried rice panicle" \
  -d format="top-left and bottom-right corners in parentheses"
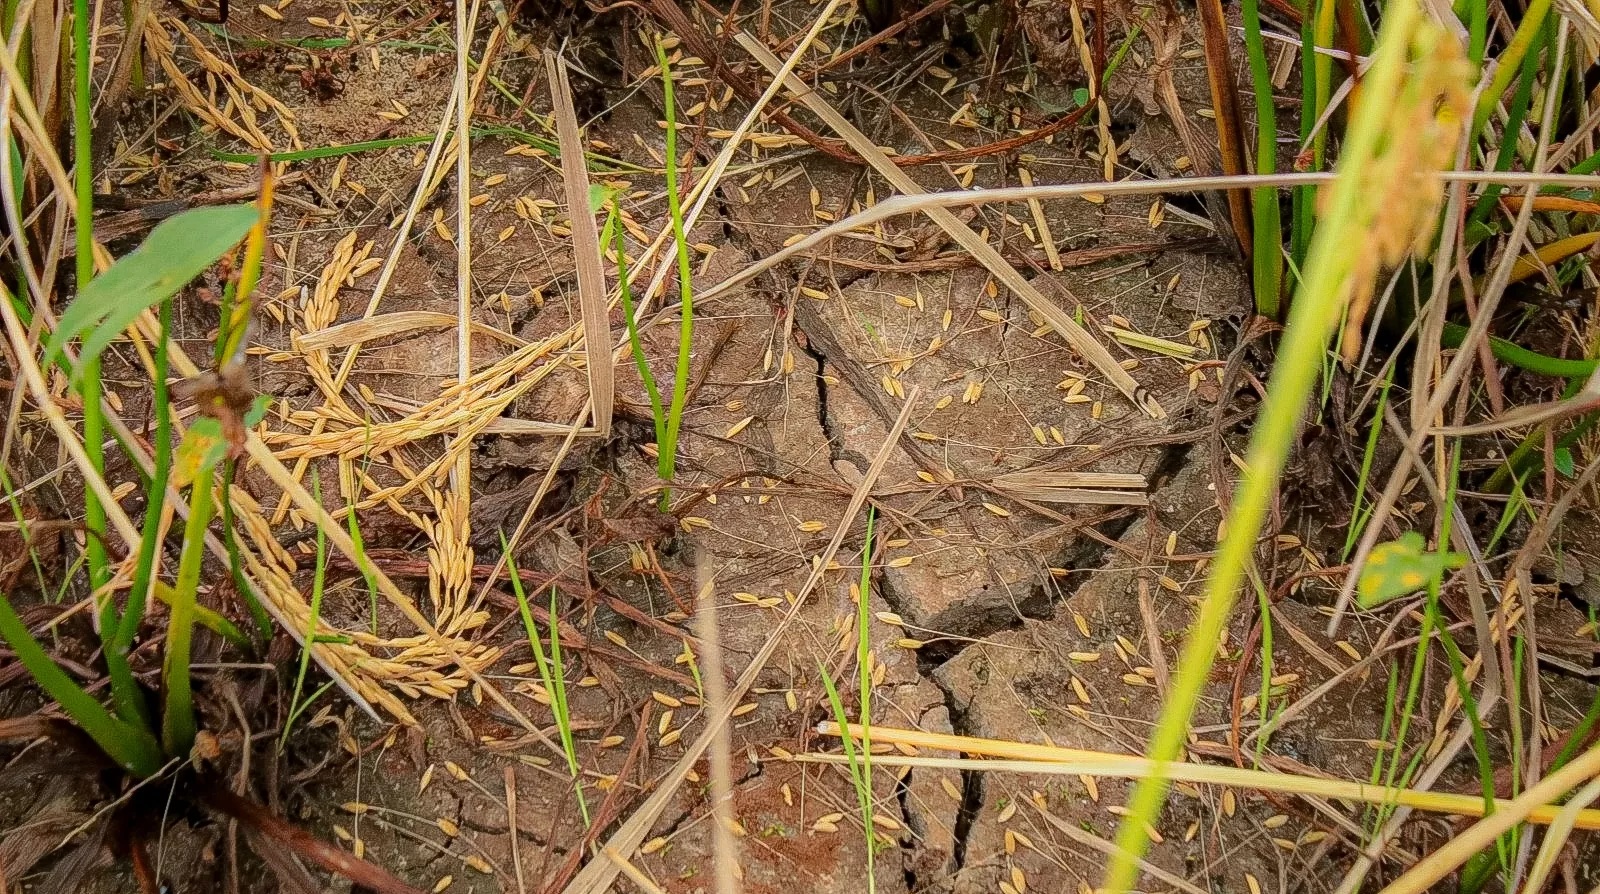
top-left (1335, 21), bottom-right (1471, 360)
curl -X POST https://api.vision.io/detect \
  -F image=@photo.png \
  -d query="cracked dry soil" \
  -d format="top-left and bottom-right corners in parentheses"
top-left (0, 2), bottom-right (1438, 893)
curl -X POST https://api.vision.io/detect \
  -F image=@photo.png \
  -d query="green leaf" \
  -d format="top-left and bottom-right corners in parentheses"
top-left (243, 393), bottom-right (273, 428)
top-left (1357, 531), bottom-right (1468, 608)
top-left (1464, 219), bottom-right (1496, 247)
top-left (47, 205), bottom-right (259, 375)
top-left (152, 580), bottom-right (250, 650)
top-left (0, 592), bottom-right (164, 776)
top-left (587, 182), bottom-right (614, 214)
top-left (171, 418), bottom-right (229, 488)
top-left (1554, 446), bottom-right (1575, 477)
top-left (1072, 87), bottom-right (1091, 108)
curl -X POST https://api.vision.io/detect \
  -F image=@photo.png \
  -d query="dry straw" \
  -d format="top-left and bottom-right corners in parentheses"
top-left (546, 49), bottom-right (614, 439)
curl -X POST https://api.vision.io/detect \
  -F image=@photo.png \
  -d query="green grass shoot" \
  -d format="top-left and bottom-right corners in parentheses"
top-left (348, 495), bottom-right (379, 635)
top-left (108, 297), bottom-right (178, 731)
top-left (610, 205), bottom-right (667, 452)
top-left (71, 0), bottom-right (106, 612)
top-left (1250, 569), bottom-right (1274, 760)
top-left (349, 426), bottom-right (383, 634)
top-left (505, 536), bottom-right (589, 826)
top-left (281, 476), bottom-right (337, 752)
top-left (855, 505), bottom-right (875, 831)
top-left (819, 662), bottom-right (876, 892)
top-left (161, 418), bottom-right (229, 757)
top-left (654, 39), bottom-right (696, 510)
top-left (814, 505), bottom-right (882, 889)
top-left (1342, 363), bottom-right (1394, 563)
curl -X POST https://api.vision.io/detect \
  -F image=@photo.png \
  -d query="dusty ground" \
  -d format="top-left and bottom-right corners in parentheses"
top-left (4, 2), bottom-right (1599, 894)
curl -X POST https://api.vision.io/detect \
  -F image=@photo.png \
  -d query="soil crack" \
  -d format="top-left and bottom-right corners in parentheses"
top-left (796, 325), bottom-right (873, 477)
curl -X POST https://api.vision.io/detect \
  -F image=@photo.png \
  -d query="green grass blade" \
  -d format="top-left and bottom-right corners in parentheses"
top-left (1564, 149), bottom-right (1600, 178)
top-left (1440, 321), bottom-right (1595, 378)
top-left (72, 0), bottom-right (109, 664)
top-left (1466, 19), bottom-right (1546, 235)
top-left (220, 457), bottom-right (273, 641)
top-left (100, 584), bottom-right (149, 729)
top-left (110, 297), bottom-right (169, 722)
top-left (0, 592), bottom-right (163, 776)
top-left (612, 208), bottom-right (665, 444)
top-left (1290, 0), bottom-right (1319, 270)
top-left (504, 536), bottom-right (589, 825)
top-left (1342, 364), bottom-right (1394, 562)
top-left (856, 506), bottom-right (875, 833)
top-left (281, 476), bottom-right (329, 751)
top-left (1251, 569), bottom-right (1274, 758)
top-left (347, 498), bottom-right (379, 635)
top-left (818, 661), bottom-right (876, 889)
top-left (350, 427), bottom-right (382, 634)
top-left (1469, 0), bottom-right (1550, 141)
top-left (161, 422), bottom-right (226, 756)
top-left (655, 41), bottom-right (695, 508)
top-left (1241, 0), bottom-right (1283, 317)
top-left (116, 298), bottom-right (173, 661)
top-left (1462, 0), bottom-right (1487, 66)
top-left (1486, 475), bottom-right (1531, 553)
top-left (281, 679), bottom-right (337, 739)
top-left (1551, 685), bottom-right (1600, 773)
top-left (544, 582), bottom-right (589, 826)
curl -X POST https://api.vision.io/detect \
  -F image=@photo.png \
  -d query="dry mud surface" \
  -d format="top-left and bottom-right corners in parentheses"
top-left (6, 2), bottom-right (1598, 893)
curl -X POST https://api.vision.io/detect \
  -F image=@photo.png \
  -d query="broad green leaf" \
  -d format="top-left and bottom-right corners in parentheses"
top-left (599, 208), bottom-right (618, 258)
top-left (171, 417), bottom-right (229, 488)
top-left (1554, 446), bottom-right (1575, 477)
top-left (47, 205), bottom-right (259, 375)
top-left (1357, 531), bottom-right (1468, 608)
top-left (243, 392), bottom-right (273, 428)
top-left (587, 182), bottom-right (615, 214)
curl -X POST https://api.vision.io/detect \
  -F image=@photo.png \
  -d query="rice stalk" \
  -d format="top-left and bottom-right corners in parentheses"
top-left (1101, 3), bottom-right (1471, 887)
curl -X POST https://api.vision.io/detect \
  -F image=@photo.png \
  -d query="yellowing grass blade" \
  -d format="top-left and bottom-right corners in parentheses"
top-left (815, 723), bottom-right (1600, 831)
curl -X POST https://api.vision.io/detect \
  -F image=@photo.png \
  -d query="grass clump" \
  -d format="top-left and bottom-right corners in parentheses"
top-left (612, 39), bottom-right (699, 510)
top-left (4, 197), bottom-right (262, 775)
